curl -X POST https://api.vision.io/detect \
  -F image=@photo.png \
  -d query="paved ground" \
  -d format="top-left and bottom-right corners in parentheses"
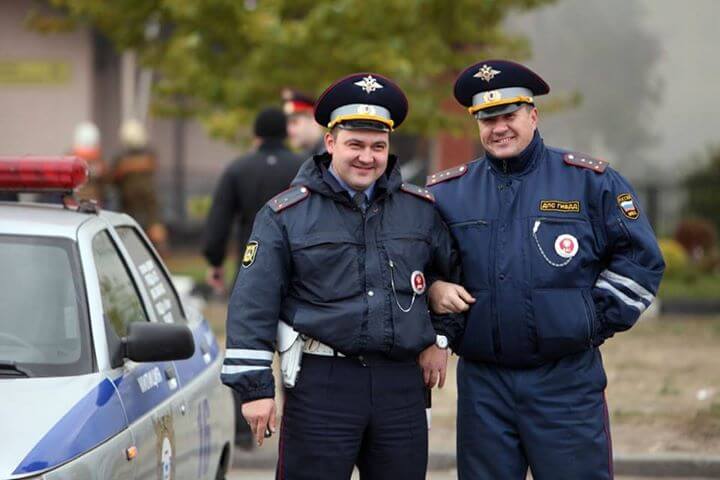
top-left (226, 469), bottom-right (714, 480)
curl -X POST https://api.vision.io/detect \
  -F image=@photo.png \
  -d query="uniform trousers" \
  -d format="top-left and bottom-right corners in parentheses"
top-left (457, 348), bottom-right (613, 480)
top-left (276, 354), bottom-right (428, 480)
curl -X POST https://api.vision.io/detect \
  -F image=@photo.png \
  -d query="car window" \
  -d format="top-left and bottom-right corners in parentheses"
top-left (0, 235), bottom-right (93, 377)
top-left (116, 226), bottom-right (186, 324)
top-left (92, 231), bottom-right (148, 338)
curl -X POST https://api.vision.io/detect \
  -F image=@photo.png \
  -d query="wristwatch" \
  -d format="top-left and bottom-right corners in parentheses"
top-left (435, 334), bottom-right (449, 350)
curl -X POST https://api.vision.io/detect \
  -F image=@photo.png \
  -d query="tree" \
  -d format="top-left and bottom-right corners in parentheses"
top-left (686, 145), bottom-right (720, 236)
top-left (32, 0), bottom-right (553, 140)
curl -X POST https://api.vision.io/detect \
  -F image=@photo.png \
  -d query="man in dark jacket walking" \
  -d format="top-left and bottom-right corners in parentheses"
top-left (203, 107), bottom-right (303, 295)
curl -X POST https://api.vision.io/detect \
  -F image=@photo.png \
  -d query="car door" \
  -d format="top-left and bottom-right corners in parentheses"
top-left (114, 225), bottom-right (228, 480)
top-left (116, 225), bottom-right (214, 479)
top-left (90, 229), bottom-right (181, 480)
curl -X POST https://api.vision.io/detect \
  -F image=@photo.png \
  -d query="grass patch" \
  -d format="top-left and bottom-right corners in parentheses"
top-left (659, 274), bottom-right (720, 299)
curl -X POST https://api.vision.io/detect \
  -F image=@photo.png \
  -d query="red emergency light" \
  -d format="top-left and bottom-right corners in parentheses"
top-left (0, 156), bottom-right (88, 192)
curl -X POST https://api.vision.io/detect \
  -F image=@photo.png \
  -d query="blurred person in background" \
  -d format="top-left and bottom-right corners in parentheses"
top-left (203, 106), bottom-right (302, 450)
top-left (282, 88), bottom-right (325, 158)
top-left (72, 121), bottom-right (107, 205)
top-left (111, 119), bottom-right (168, 254)
top-left (203, 106), bottom-right (303, 297)
top-left (427, 59), bottom-right (665, 480)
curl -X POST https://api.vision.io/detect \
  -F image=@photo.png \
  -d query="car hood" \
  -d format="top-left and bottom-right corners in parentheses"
top-left (0, 373), bottom-right (121, 479)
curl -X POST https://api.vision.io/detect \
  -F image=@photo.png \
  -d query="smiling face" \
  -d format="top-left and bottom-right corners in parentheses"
top-left (477, 105), bottom-right (538, 158)
top-left (325, 128), bottom-right (389, 192)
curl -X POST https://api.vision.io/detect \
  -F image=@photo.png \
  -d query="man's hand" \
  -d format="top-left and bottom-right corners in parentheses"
top-left (241, 398), bottom-right (277, 446)
top-left (418, 345), bottom-right (449, 388)
top-left (429, 280), bottom-right (476, 314)
top-left (206, 266), bottom-right (226, 296)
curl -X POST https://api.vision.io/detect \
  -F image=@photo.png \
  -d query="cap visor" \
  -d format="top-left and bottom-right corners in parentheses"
top-left (475, 102), bottom-right (532, 120)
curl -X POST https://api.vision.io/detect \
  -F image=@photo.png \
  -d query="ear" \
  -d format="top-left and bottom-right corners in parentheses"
top-left (324, 131), bottom-right (335, 154)
top-left (529, 106), bottom-right (538, 126)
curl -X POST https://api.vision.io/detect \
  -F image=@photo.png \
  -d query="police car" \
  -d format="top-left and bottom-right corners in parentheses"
top-left (0, 157), bottom-right (234, 479)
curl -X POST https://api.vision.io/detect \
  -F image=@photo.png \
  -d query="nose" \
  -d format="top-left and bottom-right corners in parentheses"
top-left (357, 147), bottom-right (374, 164)
top-left (492, 120), bottom-right (509, 135)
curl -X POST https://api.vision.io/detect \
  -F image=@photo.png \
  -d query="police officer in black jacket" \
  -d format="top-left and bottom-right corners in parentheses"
top-left (221, 74), bottom-right (463, 479)
top-left (203, 107), bottom-right (303, 294)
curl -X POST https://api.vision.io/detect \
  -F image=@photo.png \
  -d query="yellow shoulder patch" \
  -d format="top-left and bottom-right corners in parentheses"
top-left (242, 241), bottom-right (259, 268)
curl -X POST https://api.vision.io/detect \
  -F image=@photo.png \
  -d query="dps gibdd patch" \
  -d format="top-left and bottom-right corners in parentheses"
top-left (242, 241), bottom-right (259, 268)
top-left (539, 200), bottom-right (581, 213)
top-left (617, 193), bottom-right (639, 219)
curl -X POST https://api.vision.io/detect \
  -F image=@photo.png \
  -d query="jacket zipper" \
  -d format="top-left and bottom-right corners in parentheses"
top-left (581, 291), bottom-right (595, 347)
top-left (450, 220), bottom-right (489, 228)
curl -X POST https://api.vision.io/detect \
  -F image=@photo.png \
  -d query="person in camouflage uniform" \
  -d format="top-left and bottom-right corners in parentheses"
top-left (112, 119), bottom-right (168, 253)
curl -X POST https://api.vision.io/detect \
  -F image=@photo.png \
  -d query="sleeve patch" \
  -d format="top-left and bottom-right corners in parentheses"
top-left (617, 193), bottom-right (640, 219)
top-left (563, 152), bottom-right (608, 173)
top-left (400, 183), bottom-right (435, 202)
top-left (426, 164), bottom-right (468, 186)
top-left (268, 185), bottom-right (310, 212)
top-left (242, 241), bottom-right (259, 268)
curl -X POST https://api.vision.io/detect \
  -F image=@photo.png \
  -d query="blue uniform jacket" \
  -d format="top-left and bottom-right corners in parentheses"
top-left (222, 154), bottom-right (462, 402)
top-left (429, 132), bottom-right (665, 368)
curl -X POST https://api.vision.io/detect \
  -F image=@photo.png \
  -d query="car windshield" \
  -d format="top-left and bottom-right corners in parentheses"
top-left (0, 235), bottom-right (93, 377)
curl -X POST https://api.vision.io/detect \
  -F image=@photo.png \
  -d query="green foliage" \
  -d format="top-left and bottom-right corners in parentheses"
top-left (658, 238), bottom-right (689, 279)
top-left (37, 0), bottom-right (554, 139)
top-left (686, 145), bottom-right (720, 235)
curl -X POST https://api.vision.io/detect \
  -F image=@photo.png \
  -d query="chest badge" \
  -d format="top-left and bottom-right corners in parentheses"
top-left (554, 234), bottom-right (579, 258)
top-left (411, 271), bottom-right (426, 295)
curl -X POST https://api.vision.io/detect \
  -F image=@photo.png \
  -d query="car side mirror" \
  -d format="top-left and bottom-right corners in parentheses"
top-left (122, 322), bottom-right (194, 362)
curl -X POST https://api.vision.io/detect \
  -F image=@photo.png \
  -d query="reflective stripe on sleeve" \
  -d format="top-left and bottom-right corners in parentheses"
top-left (221, 365), bottom-right (271, 374)
top-left (595, 279), bottom-right (648, 312)
top-left (600, 270), bottom-right (655, 304)
top-left (224, 349), bottom-right (274, 361)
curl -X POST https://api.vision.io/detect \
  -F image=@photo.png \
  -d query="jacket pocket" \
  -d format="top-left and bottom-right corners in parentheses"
top-left (290, 233), bottom-right (362, 302)
top-left (456, 290), bottom-right (494, 361)
top-left (529, 216), bottom-right (598, 288)
top-left (532, 288), bottom-right (591, 360)
top-left (449, 220), bottom-right (491, 290)
top-left (378, 231), bottom-right (431, 294)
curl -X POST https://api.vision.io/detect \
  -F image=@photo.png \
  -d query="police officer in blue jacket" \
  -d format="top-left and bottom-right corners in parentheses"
top-left (427, 60), bottom-right (665, 480)
top-left (221, 73), bottom-right (463, 479)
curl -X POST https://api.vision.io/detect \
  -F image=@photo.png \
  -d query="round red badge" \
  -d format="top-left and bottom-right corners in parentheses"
top-left (411, 271), bottom-right (426, 295)
top-left (554, 234), bottom-right (579, 259)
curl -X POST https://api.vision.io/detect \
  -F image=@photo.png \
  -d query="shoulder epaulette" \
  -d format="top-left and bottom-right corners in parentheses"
top-left (400, 183), bottom-right (435, 202)
top-left (426, 164), bottom-right (468, 186)
top-left (268, 185), bottom-right (310, 212)
top-left (563, 152), bottom-right (609, 173)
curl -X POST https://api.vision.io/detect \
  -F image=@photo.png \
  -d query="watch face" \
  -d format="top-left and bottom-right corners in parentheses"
top-left (436, 335), bottom-right (448, 349)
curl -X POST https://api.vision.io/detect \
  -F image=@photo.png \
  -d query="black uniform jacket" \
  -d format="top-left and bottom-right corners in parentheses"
top-left (203, 138), bottom-right (303, 267)
top-left (221, 153), bottom-right (462, 402)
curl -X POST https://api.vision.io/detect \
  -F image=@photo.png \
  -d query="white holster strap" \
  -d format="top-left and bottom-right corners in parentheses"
top-left (277, 320), bottom-right (304, 388)
top-left (303, 338), bottom-right (346, 357)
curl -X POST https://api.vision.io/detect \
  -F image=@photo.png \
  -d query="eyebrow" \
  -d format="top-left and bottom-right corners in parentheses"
top-left (344, 138), bottom-right (387, 147)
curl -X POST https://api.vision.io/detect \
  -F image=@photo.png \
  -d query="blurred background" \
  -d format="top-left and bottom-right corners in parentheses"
top-left (2, 0), bottom-right (719, 476)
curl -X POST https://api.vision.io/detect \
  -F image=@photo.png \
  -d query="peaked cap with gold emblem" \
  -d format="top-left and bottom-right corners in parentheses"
top-left (454, 59), bottom-right (550, 119)
top-left (314, 73), bottom-right (408, 132)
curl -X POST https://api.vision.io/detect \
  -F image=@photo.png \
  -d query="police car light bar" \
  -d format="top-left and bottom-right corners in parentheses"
top-left (0, 156), bottom-right (88, 192)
